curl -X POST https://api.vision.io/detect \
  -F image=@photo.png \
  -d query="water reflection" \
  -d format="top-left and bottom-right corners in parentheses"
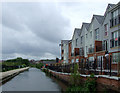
top-left (2, 68), bottom-right (62, 91)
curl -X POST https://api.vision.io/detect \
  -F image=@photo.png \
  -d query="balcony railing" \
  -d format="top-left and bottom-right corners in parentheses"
top-left (110, 37), bottom-right (120, 48)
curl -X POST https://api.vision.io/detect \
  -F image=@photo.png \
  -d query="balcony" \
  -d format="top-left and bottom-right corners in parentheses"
top-left (79, 48), bottom-right (84, 56)
top-left (110, 15), bottom-right (120, 28)
top-left (110, 37), bottom-right (120, 48)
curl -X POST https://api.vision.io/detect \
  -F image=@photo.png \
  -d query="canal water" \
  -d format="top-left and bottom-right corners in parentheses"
top-left (1, 68), bottom-right (67, 92)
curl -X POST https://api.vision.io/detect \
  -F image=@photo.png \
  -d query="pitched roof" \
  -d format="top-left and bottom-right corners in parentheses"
top-left (93, 15), bottom-right (104, 24)
top-left (104, 4), bottom-right (115, 16)
top-left (74, 28), bottom-right (81, 36)
top-left (61, 40), bottom-right (69, 44)
top-left (82, 23), bottom-right (90, 31)
top-left (108, 4), bottom-right (115, 8)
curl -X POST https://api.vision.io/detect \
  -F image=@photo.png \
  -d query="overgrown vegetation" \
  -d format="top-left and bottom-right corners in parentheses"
top-left (36, 63), bottom-right (44, 69)
top-left (29, 62), bottom-right (44, 70)
top-left (66, 64), bottom-right (96, 93)
top-left (1, 57), bottom-right (29, 72)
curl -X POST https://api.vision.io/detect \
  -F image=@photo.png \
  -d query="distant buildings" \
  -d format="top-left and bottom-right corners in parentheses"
top-left (60, 2), bottom-right (120, 72)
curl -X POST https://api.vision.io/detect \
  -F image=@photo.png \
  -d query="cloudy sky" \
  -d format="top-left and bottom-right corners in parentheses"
top-left (1, 0), bottom-right (119, 60)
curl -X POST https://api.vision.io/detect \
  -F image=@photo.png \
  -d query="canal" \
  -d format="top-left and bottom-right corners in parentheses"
top-left (1, 68), bottom-right (67, 92)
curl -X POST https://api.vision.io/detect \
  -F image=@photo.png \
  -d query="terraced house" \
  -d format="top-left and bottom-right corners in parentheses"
top-left (60, 2), bottom-right (120, 75)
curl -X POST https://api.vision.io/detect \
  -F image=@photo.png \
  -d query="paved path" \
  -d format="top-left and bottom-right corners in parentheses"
top-left (0, 67), bottom-right (29, 80)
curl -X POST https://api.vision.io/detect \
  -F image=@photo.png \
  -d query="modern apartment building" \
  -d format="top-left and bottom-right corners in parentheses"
top-left (71, 28), bottom-right (81, 63)
top-left (60, 2), bottom-right (120, 74)
top-left (60, 40), bottom-right (69, 63)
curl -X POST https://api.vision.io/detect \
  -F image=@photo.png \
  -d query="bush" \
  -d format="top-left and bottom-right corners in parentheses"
top-left (67, 65), bottom-right (96, 92)
top-left (82, 74), bottom-right (96, 92)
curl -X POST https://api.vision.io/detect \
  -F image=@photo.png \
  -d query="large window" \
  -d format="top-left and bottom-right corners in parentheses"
top-left (95, 28), bottom-right (99, 40)
top-left (112, 52), bottom-right (120, 63)
top-left (104, 24), bottom-right (108, 36)
top-left (110, 9), bottom-right (119, 27)
top-left (111, 10), bottom-right (118, 18)
top-left (111, 31), bottom-right (119, 47)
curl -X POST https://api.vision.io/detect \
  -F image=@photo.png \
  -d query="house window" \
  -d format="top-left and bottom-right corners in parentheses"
top-left (90, 31), bottom-right (92, 37)
top-left (86, 34), bottom-right (88, 38)
top-left (103, 40), bottom-right (108, 51)
top-left (111, 31), bottom-right (119, 47)
top-left (104, 24), bottom-right (108, 36)
top-left (76, 38), bottom-right (78, 46)
top-left (90, 45), bottom-right (92, 48)
top-left (111, 10), bottom-right (118, 18)
top-left (112, 52), bottom-right (120, 63)
top-left (81, 36), bottom-right (83, 44)
top-left (95, 28), bottom-right (99, 40)
top-left (110, 10), bottom-right (119, 27)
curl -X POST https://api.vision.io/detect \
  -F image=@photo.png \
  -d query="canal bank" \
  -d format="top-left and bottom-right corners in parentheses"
top-left (44, 68), bottom-right (120, 92)
top-left (0, 67), bottom-right (29, 85)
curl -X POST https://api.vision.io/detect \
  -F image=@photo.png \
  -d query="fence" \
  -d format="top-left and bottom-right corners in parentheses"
top-left (46, 56), bottom-right (119, 76)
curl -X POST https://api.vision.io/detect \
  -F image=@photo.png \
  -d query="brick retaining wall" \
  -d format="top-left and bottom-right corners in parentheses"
top-left (48, 69), bottom-right (120, 92)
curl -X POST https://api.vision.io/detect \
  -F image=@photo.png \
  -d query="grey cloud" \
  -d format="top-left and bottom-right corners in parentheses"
top-left (2, 2), bottom-right (69, 60)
